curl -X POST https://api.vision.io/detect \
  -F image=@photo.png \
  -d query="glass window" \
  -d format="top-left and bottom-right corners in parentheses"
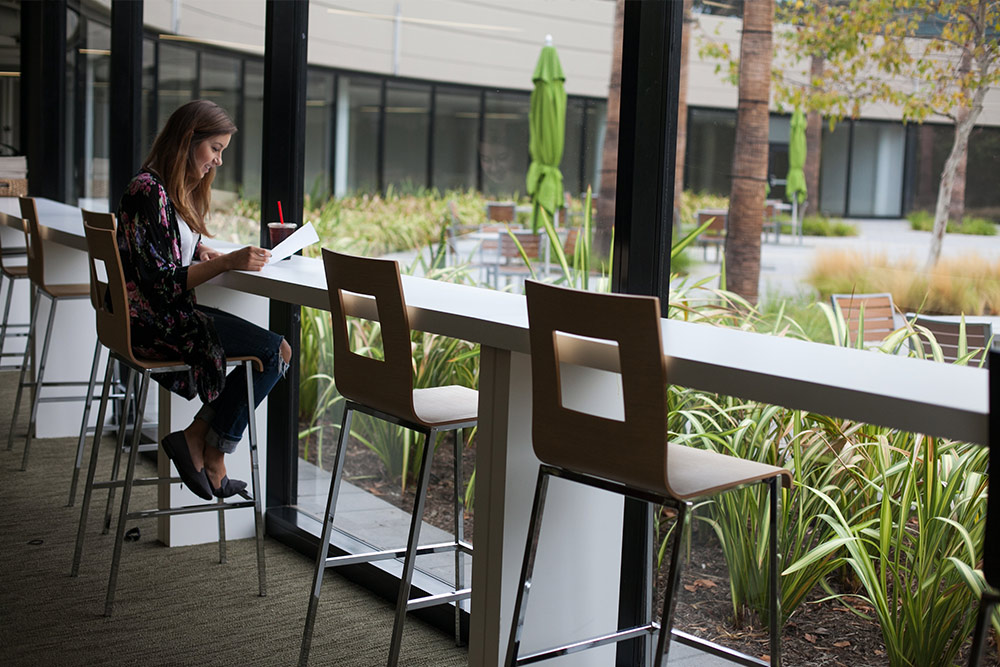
top-left (819, 122), bottom-right (849, 216)
top-left (481, 91), bottom-right (530, 199)
top-left (199, 52), bottom-right (242, 195)
top-left (141, 39), bottom-right (156, 158)
top-left (965, 126), bottom-right (1000, 218)
top-left (432, 87), bottom-right (480, 193)
top-left (583, 100), bottom-right (606, 196)
top-left (65, 8), bottom-right (80, 202)
top-left (334, 76), bottom-right (380, 196)
top-left (157, 43), bottom-right (196, 134)
top-left (905, 123), bottom-right (949, 215)
top-left (848, 121), bottom-right (904, 217)
top-left (241, 61), bottom-right (264, 201)
top-left (561, 98), bottom-right (584, 198)
top-left (82, 19), bottom-right (110, 206)
top-left (384, 81), bottom-right (430, 194)
top-left (684, 107), bottom-right (736, 196)
top-left (305, 70), bottom-right (335, 201)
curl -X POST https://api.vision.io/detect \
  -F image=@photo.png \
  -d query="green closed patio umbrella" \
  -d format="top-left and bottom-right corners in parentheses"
top-left (527, 36), bottom-right (566, 233)
top-left (786, 108), bottom-right (808, 243)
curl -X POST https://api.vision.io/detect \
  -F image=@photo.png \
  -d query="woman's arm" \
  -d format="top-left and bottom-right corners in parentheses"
top-left (186, 245), bottom-right (271, 289)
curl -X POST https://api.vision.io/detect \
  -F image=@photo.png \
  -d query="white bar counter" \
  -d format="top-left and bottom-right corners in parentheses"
top-left (2, 197), bottom-right (989, 666)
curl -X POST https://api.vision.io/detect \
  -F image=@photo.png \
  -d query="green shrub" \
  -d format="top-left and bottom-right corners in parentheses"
top-left (907, 209), bottom-right (997, 236)
top-left (779, 214), bottom-right (857, 237)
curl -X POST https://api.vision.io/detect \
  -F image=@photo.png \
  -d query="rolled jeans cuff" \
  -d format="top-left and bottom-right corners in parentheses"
top-left (195, 404), bottom-right (240, 455)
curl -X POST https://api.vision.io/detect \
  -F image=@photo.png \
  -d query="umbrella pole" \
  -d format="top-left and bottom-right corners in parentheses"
top-left (793, 198), bottom-right (801, 245)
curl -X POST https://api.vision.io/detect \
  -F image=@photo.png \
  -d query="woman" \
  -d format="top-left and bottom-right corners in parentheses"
top-left (117, 99), bottom-right (291, 501)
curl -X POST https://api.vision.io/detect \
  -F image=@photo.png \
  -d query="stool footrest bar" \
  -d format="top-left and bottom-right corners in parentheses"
top-left (516, 623), bottom-right (657, 665)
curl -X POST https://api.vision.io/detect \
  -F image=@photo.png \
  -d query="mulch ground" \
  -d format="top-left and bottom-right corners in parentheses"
top-left (301, 428), bottom-right (1000, 666)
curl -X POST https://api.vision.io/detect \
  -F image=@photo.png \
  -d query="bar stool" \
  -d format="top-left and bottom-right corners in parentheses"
top-left (70, 211), bottom-right (266, 617)
top-left (7, 197), bottom-right (93, 472)
top-left (299, 249), bottom-right (477, 667)
top-left (0, 211), bottom-right (30, 370)
top-left (506, 281), bottom-right (791, 667)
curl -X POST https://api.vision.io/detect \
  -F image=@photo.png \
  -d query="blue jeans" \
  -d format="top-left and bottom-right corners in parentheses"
top-left (194, 305), bottom-right (288, 454)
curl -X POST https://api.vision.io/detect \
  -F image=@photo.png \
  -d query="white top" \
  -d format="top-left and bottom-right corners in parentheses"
top-left (176, 215), bottom-right (199, 267)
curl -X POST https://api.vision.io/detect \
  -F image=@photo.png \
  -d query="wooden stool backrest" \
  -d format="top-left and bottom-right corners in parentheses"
top-left (18, 197), bottom-right (46, 288)
top-left (82, 210), bottom-right (136, 364)
top-left (0, 211), bottom-right (26, 271)
top-left (525, 280), bottom-right (671, 494)
top-left (322, 249), bottom-right (418, 423)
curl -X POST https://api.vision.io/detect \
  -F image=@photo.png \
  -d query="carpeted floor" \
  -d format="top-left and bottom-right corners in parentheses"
top-left (0, 368), bottom-right (467, 666)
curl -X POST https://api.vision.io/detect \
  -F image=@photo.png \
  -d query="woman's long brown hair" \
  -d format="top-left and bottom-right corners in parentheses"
top-left (142, 99), bottom-right (237, 236)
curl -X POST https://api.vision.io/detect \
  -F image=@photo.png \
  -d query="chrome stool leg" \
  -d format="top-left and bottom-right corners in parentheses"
top-left (68, 338), bottom-right (103, 506)
top-left (505, 467), bottom-right (552, 667)
top-left (244, 359), bottom-right (267, 597)
top-left (103, 371), bottom-right (139, 533)
top-left (654, 502), bottom-right (689, 667)
top-left (386, 427), bottom-right (440, 667)
top-left (299, 405), bottom-right (354, 667)
top-left (768, 477), bottom-right (782, 667)
top-left (105, 369), bottom-right (152, 616)
top-left (7, 285), bottom-right (39, 451)
top-left (20, 292), bottom-right (57, 470)
top-left (72, 359), bottom-right (125, 577)
top-left (453, 428), bottom-right (467, 646)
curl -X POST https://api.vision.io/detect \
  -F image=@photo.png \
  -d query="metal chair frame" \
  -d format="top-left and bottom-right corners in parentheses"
top-left (70, 212), bottom-right (266, 617)
top-left (0, 213), bottom-right (30, 369)
top-left (507, 466), bottom-right (780, 667)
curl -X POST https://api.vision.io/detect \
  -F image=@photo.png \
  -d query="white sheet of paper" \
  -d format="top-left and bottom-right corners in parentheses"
top-left (268, 221), bottom-right (319, 262)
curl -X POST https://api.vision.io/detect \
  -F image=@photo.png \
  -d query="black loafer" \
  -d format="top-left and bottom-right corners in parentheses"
top-left (210, 475), bottom-right (248, 499)
top-left (161, 431), bottom-right (213, 500)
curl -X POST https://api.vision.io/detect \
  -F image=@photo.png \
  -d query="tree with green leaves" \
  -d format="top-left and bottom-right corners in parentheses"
top-left (777, 0), bottom-right (1000, 266)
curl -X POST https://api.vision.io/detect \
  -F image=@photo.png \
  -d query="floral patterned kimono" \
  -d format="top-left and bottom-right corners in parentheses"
top-left (117, 170), bottom-right (226, 402)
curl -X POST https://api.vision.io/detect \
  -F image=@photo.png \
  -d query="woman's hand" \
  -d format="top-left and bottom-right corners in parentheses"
top-left (225, 245), bottom-right (271, 272)
top-left (197, 245), bottom-right (224, 262)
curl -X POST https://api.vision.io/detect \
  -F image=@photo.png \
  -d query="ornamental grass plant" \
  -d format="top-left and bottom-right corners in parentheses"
top-left (808, 250), bottom-right (1000, 316)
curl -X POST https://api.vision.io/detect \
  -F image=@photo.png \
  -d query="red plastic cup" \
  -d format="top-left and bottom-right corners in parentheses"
top-left (267, 222), bottom-right (297, 250)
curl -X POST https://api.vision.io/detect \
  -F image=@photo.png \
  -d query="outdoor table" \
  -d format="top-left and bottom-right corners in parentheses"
top-left (1, 196), bottom-right (991, 666)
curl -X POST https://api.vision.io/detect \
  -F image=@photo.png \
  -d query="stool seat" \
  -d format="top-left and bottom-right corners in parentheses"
top-left (40, 282), bottom-right (90, 298)
top-left (412, 385), bottom-right (478, 425)
top-left (2, 264), bottom-right (28, 278)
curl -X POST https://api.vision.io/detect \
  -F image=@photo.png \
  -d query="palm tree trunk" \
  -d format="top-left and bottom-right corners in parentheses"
top-left (725, 0), bottom-right (773, 302)
top-left (594, 0), bottom-right (624, 261)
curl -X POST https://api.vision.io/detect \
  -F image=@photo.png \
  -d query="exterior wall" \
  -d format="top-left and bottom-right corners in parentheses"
top-left (97, 0), bottom-right (617, 98)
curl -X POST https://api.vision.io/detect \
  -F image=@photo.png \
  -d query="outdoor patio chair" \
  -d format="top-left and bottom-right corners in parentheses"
top-left (7, 197), bottom-right (94, 473)
top-left (506, 280), bottom-right (791, 667)
top-left (71, 210), bottom-right (266, 616)
top-left (300, 250), bottom-right (477, 667)
top-left (830, 292), bottom-right (901, 347)
top-left (486, 200), bottom-right (517, 224)
top-left (0, 211), bottom-right (29, 370)
top-left (491, 228), bottom-right (549, 290)
top-left (695, 209), bottom-right (727, 262)
top-left (906, 314), bottom-right (992, 367)
top-left (444, 200), bottom-right (480, 266)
